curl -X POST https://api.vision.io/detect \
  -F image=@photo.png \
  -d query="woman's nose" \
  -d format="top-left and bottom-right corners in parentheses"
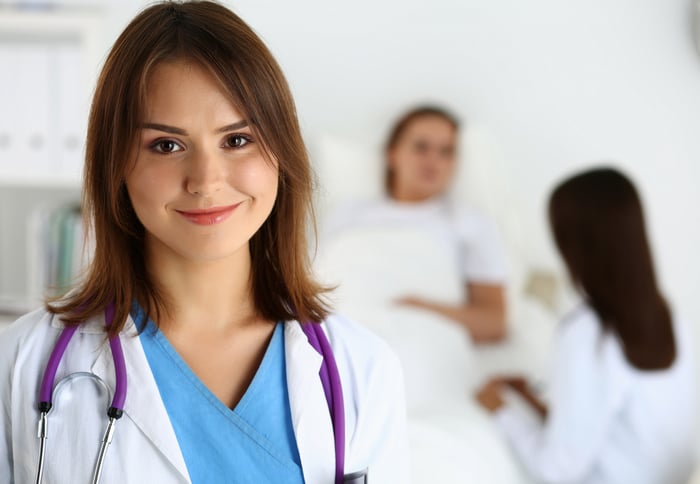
top-left (185, 148), bottom-right (226, 196)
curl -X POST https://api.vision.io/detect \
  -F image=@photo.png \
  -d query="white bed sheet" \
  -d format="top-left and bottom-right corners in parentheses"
top-left (315, 224), bottom-right (549, 483)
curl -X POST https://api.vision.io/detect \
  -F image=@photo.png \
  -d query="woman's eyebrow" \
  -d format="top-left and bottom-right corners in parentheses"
top-left (216, 120), bottom-right (249, 133)
top-left (140, 120), bottom-right (249, 135)
top-left (140, 123), bottom-right (187, 135)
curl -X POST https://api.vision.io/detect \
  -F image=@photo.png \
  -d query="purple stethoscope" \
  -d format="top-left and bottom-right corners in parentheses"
top-left (35, 304), bottom-right (349, 484)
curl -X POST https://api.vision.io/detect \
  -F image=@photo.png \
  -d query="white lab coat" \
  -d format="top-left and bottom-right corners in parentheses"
top-left (0, 308), bottom-right (410, 483)
top-left (494, 304), bottom-right (697, 484)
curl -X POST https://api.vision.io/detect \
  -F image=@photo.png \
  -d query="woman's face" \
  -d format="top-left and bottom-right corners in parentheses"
top-left (388, 115), bottom-right (457, 202)
top-left (125, 60), bottom-right (279, 264)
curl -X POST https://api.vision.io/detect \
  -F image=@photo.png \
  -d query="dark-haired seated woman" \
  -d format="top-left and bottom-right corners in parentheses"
top-left (476, 167), bottom-right (697, 484)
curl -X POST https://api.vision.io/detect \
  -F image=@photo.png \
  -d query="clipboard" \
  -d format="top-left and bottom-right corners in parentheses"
top-left (344, 468), bottom-right (368, 483)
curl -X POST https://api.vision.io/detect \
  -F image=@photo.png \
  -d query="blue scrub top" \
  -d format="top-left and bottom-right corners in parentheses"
top-left (133, 305), bottom-right (304, 483)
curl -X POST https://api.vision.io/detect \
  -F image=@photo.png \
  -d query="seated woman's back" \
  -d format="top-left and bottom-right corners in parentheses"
top-left (549, 304), bottom-right (696, 484)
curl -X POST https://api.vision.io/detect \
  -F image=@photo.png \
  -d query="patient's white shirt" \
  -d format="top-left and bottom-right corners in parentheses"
top-left (323, 197), bottom-right (507, 285)
top-left (495, 304), bottom-right (697, 484)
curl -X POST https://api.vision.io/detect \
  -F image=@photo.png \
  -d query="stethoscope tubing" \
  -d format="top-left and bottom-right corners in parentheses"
top-left (38, 303), bottom-right (127, 413)
top-left (302, 323), bottom-right (346, 484)
top-left (38, 325), bottom-right (79, 406)
top-left (105, 303), bottom-right (127, 415)
top-left (34, 303), bottom-right (127, 484)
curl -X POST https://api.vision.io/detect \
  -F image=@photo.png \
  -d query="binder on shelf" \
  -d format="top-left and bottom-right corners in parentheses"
top-left (0, 37), bottom-right (87, 183)
top-left (26, 203), bottom-right (91, 302)
top-left (0, 44), bottom-right (20, 180)
top-left (15, 42), bottom-right (52, 178)
top-left (55, 41), bottom-right (87, 180)
top-left (26, 204), bottom-right (50, 305)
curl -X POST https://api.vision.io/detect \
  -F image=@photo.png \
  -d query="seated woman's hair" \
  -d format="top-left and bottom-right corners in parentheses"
top-left (549, 167), bottom-right (675, 370)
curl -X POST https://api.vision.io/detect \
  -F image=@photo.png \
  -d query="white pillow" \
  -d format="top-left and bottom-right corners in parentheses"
top-left (311, 132), bottom-right (383, 227)
top-left (311, 124), bottom-right (509, 227)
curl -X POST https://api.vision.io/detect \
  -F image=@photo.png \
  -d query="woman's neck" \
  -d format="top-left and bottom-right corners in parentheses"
top-left (390, 185), bottom-right (445, 204)
top-left (145, 242), bottom-right (258, 333)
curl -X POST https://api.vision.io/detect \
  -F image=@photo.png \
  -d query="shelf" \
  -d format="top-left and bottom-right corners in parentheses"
top-left (0, 7), bottom-right (104, 71)
top-left (0, 4), bottom-right (100, 190)
top-left (0, 294), bottom-right (36, 318)
top-left (0, 5), bottom-right (103, 34)
top-left (0, 174), bottom-right (82, 189)
top-left (0, 4), bottom-right (100, 308)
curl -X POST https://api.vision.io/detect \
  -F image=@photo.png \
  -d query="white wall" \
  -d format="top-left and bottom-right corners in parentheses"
top-left (81, 0), bottom-right (700, 325)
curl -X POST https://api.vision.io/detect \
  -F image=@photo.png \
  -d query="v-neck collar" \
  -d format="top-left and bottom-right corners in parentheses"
top-left (139, 316), bottom-right (281, 415)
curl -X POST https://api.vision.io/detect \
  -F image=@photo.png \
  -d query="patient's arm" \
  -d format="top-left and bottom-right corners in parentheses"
top-left (396, 282), bottom-right (506, 343)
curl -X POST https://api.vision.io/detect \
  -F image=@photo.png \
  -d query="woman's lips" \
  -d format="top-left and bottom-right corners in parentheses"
top-left (176, 203), bottom-right (240, 225)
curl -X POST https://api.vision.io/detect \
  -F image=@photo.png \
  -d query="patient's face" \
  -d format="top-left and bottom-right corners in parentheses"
top-left (389, 115), bottom-right (457, 202)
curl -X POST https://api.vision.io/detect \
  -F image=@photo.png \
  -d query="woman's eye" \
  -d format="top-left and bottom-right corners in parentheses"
top-left (225, 134), bottom-right (251, 149)
top-left (151, 139), bottom-right (183, 153)
top-left (413, 141), bottom-right (429, 154)
top-left (441, 147), bottom-right (455, 159)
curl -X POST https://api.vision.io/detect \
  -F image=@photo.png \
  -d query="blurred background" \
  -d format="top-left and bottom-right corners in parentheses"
top-left (1, 0), bottom-right (699, 481)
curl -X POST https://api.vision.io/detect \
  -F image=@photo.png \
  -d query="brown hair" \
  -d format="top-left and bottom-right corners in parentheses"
top-left (549, 167), bottom-right (675, 370)
top-left (384, 105), bottom-right (460, 195)
top-left (48, 0), bottom-right (330, 336)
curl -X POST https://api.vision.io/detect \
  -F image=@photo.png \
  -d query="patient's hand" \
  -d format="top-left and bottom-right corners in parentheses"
top-left (477, 376), bottom-right (548, 419)
top-left (475, 379), bottom-right (506, 412)
top-left (501, 376), bottom-right (528, 394)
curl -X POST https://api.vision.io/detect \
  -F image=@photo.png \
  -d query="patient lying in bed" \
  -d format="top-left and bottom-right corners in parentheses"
top-left (322, 105), bottom-right (509, 344)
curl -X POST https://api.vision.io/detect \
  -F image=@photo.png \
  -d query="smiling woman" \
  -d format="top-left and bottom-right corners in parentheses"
top-left (0, 2), bottom-right (409, 483)
top-left (127, 60), bottom-right (279, 264)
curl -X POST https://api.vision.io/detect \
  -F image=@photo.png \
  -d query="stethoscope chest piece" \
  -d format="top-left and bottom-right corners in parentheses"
top-left (38, 373), bottom-right (113, 480)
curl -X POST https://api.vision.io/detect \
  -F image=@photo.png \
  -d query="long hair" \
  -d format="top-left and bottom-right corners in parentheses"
top-left (383, 105), bottom-right (460, 196)
top-left (549, 167), bottom-right (675, 370)
top-left (49, 0), bottom-right (330, 336)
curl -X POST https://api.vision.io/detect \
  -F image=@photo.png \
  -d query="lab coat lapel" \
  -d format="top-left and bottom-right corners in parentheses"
top-left (89, 317), bottom-right (190, 481)
top-left (285, 321), bottom-right (336, 483)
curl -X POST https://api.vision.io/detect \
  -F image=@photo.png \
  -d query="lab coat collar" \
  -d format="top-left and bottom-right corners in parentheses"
top-left (285, 321), bottom-right (336, 483)
top-left (49, 310), bottom-right (131, 334)
top-left (89, 314), bottom-right (191, 482)
top-left (50, 311), bottom-right (111, 333)
top-left (81, 316), bottom-right (335, 483)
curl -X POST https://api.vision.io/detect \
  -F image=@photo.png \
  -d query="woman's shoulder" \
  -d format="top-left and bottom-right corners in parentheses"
top-left (556, 303), bottom-right (621, 361)
top-left (0, 307), bottom-right (56, 349)
top-left (0, 308), bottom-right (62, 381)
top-left (310, 315), bottom-right (409, 478)
top-left (557, 304), bottom-right (640, 377)
top-left (559, 303), bottom-right (601, 336)
top-left (314, 313), bottom-right (404, 402)
top-left (0, 307), bottom-right (114, 364)
top-left (322, 198), bottom-right (400, 236)
top-left (321, 313), bottom-right (402, 372)
top-left (448, 201), bottom-right (500, 234)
